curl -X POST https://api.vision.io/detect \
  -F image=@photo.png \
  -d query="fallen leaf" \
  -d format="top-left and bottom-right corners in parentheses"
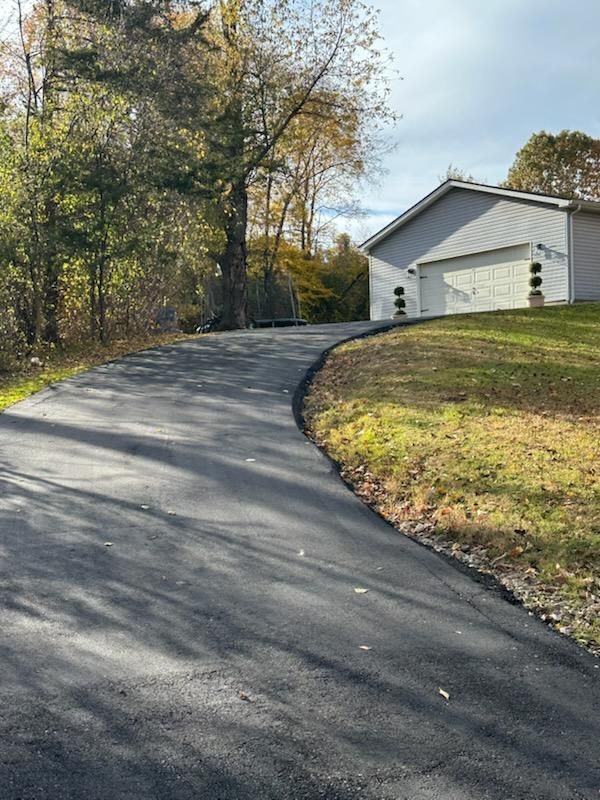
top-left (354, 587), bottom-right (369, 594)
top-left (439, 688), bottom-right (450, 701)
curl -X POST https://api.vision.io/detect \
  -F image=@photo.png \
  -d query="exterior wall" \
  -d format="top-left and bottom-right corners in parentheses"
top-left (369, 188), bottom-right (569, 319)
top-left (572, 211), bottom-right (600, 300)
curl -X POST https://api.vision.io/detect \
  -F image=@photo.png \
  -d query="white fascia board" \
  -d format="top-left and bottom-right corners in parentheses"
top-left (566, 199), bottom-right (600, 213)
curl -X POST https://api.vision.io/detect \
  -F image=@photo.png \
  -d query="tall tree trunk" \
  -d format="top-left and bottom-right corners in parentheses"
top-left (30, 278), bottom-right (43, 346)
top-left (89, 266), bottom-right (98, 341)
top-left (262, 171), bottom-right (274, 318)
top-left (98, 257), bottom-right (107, 344)
top-left (43, 200), bottom-right (60, 345)
top-left (43, 268), bottom-right (60, 344)
top-left (219, 181), bottom-right (248, 329)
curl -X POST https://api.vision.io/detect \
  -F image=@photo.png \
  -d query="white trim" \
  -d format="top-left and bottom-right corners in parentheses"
top-left (415, 240), bottom-right (532, 267)
top-left (359, 180), bottom-right (587, 253)
top-left (416, 264), bottom-right (422, 316)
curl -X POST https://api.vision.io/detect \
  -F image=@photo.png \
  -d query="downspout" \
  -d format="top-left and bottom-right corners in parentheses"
top-left (567, 204), bottom-right (582, 304)
top-left (368, 253), bottom-right (373, 320)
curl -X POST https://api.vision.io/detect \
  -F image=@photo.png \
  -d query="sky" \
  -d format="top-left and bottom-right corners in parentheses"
top-left (350, 0), bottom-right (600, 243)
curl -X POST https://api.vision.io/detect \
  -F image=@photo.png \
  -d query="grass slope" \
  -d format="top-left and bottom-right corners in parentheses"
top-left (305, 304), bottom-right (600, 652)
top-left (0, 332), bottom-right (194, 414)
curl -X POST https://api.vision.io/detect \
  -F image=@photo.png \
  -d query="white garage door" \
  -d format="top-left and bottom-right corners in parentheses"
top-left (419, 244), bottom-right (531, 316)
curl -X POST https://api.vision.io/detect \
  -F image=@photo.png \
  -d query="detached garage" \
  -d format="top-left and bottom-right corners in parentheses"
top-left (362, 180), bottom-right (600, 319)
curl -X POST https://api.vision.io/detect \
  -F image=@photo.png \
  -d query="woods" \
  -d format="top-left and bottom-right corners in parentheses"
top-left (0, 0), bottom-right (392, 369)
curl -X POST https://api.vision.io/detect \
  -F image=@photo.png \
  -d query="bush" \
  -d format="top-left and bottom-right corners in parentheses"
top-left (393, 286), bottom-right (406, 315)
top-left (529, 262), bottom-right (543, 296)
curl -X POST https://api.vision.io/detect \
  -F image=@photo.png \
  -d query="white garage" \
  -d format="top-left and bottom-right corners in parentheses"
top-left (362, 180), bottom-right (600, 319)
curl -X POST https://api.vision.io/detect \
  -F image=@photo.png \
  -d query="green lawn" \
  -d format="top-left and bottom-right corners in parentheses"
top-left (0, 332), bottom-right (194, 414)
top-left (305, 303), bottom-right (600, 652)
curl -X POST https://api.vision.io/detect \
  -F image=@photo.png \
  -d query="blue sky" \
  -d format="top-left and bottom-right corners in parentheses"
top-left (350, 0), bottom-right (600, 242)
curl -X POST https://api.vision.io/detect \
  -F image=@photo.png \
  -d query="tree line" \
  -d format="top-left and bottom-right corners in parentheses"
top-left (0, 0), bottom-right (393, 369)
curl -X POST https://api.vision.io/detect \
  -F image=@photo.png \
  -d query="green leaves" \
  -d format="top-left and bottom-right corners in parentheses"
top-left (505, 129), bottom-right (600, 200)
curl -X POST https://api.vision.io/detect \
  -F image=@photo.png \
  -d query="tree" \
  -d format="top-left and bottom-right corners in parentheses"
top-left (69, 0), bottom-right (394, 329)
top-left (254, 232), bottom-right (367, 323)
top-left (505, 130), bottom-right (600, 200)
top-left (0, 0), bottom-right (214, 358)
top-left (248, 91), bottom-right (380, 316)
top-left (439, 163), bottom-right (478, 183)
top-left (11, 0), bottom-right (64, 345)
top-left (203, 0), bottom-right (392, 328)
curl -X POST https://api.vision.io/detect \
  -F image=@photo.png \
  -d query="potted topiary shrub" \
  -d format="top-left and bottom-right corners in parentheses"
top-left (528, 261), bottom-right (544, 307)
top-left (393, 286), bottom-right (406, 317)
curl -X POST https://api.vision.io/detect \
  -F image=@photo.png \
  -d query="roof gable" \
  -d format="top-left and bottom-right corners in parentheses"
top-left (360, 180), bottom-right (588, 252)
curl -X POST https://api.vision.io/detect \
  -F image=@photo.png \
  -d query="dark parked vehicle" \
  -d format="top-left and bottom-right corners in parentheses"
top-left (251, 318), bottom-right (308, 329)
top-left (197, 316), bottom-right (307, 333)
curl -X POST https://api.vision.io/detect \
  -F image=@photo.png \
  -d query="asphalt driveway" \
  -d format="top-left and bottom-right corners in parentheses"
top-left (0, 320), bottom-right (598, 800)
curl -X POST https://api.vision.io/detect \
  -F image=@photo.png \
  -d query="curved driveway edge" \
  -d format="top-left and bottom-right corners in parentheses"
top-left (0, 321), bottom-right (598, 800)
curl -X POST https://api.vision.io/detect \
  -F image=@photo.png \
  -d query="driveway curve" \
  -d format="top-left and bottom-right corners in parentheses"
top-left (0, 321), bottom-right (598, 800)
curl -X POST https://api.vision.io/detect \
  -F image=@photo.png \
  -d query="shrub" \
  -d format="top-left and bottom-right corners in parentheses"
top-left (393, 286), bottom-right (406, 316)
top-left (529, 262), bottom-right (543, 296)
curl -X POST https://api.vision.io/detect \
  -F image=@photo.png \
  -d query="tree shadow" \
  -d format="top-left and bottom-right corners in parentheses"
top-left (0, 323), bottom-right (599, 799)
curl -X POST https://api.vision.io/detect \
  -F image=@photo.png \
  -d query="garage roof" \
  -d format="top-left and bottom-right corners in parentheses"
top-left (360, 180), bottom-right (600, 252)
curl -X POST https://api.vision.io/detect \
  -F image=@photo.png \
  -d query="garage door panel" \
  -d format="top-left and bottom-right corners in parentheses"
top-left (493, 284), bottom-right (512, 298)
top-left (420, 245), bottom-right (531, 316)
top-left (491, 265), bottom-right (512, 281)
top-left (454, 272), bottom-right (472, 289)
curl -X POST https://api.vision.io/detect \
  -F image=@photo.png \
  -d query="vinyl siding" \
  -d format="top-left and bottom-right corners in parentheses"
top-left (572, 212), bottom-right (600, 300)
top-left (369, 188), bottom-right (568, 319)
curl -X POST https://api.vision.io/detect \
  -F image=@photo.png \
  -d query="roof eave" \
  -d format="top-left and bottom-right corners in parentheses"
top-left (360, 180), bottom-right (574, 253)
top-left (565, 200), bottom-right (600, 213)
